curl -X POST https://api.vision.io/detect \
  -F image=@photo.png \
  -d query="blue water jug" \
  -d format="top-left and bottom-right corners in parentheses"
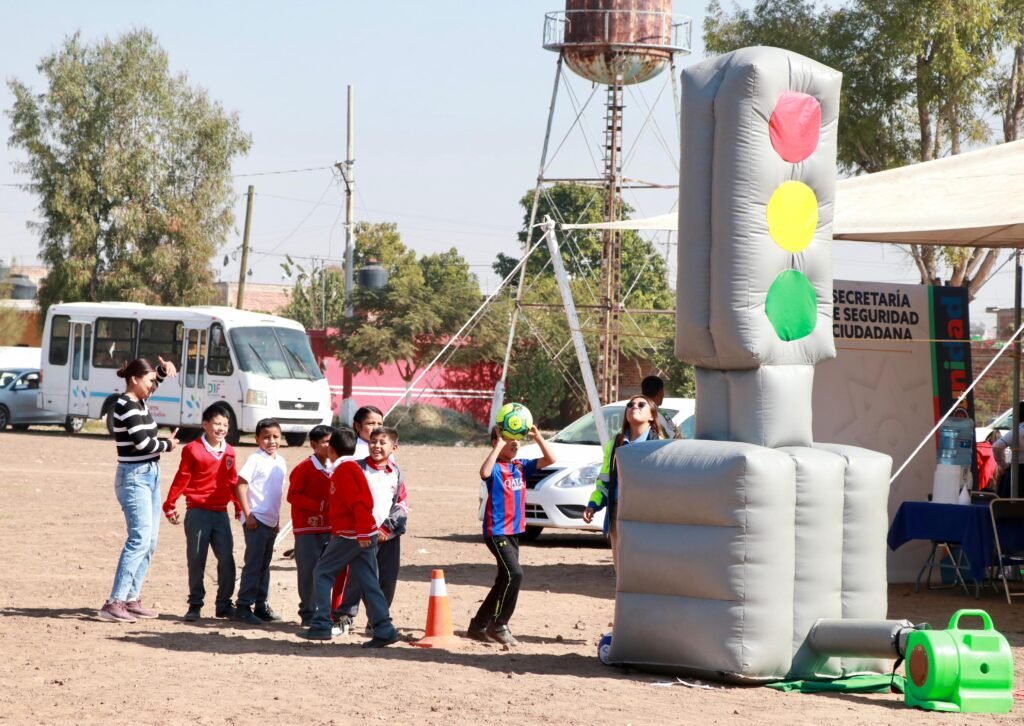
top-left (938, 413), bottom-right (975, 469)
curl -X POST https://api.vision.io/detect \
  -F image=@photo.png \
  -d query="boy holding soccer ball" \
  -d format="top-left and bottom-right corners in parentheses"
top-left (468, 408), bottom-right (555, 646)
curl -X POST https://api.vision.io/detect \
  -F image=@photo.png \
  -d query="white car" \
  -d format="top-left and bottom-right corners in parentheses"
top-left (976, 408), bottom-right (1013, 444)
top-left (478, 397), bottom-right (696, 540)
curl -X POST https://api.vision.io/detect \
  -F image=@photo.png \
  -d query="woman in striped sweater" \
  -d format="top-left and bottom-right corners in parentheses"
top-left (98, 357), bottom-right (180, 623)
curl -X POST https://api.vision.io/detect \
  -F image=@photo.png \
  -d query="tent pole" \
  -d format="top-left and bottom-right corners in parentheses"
top-left (542, 217), bottom-right (610, 449)
top-left (1012, 249), bottom-right (1021, 498)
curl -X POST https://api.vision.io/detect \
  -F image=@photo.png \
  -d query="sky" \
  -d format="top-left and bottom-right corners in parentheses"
top-left (0, 0), bottom-right (1014, 328)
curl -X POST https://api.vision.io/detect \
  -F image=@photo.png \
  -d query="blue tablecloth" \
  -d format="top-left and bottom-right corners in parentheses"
top-left (887, 502), bottom-right (994, 582)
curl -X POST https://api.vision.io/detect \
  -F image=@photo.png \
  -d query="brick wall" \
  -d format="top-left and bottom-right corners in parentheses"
top-left (972, 341), bottom-right (1016, 421)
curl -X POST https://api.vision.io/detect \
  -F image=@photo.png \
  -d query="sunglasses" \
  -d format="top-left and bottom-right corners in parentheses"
top-left (626, 401), bottom-right (648, 410)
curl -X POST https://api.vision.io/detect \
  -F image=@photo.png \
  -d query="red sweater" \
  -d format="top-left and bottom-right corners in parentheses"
top-left (328, 460), bottom-right (377, 541)
top-left (163, 439), bottom-right (240, 514)
top-left (287, 456), bottom-right (332, 534)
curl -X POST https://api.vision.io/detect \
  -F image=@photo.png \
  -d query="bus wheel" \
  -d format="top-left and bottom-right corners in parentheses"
top-left (225, 409), bottom-right (241, 446)
top-left (64, 416), bottom-right (85, 434)
top-left (105, 410), bottom-right (116, 437)
top-left (284, 431), bottom-right (307, 447)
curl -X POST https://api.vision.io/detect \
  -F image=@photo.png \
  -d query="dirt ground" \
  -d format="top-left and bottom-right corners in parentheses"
top-left (0, 429), bottom-right (1022, 725)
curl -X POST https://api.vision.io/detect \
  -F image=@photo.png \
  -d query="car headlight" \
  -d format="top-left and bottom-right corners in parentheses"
top-left (554, 463), bottom-right (601, 488)
top-left (245, 389), bottom-right (268, 406)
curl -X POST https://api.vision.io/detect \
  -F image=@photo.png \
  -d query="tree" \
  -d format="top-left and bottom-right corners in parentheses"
top-left (331, 225), bottom-right (499, 397)
top-left (704, 0), bottom-right (1014, 300)
top-left (7, 30), bottom-right (251, 315)
top-left (280, 257), bottom-right (344, 330)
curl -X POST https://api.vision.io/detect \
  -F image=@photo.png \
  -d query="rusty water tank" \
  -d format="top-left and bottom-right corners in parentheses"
top-left (553, 0), bottom-right (678, 85)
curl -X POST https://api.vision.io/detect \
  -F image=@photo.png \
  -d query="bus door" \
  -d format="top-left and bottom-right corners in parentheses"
top-left (67, 321), bottom-right (92, 417)
top-left (180, 326), bottom-right (208, 427)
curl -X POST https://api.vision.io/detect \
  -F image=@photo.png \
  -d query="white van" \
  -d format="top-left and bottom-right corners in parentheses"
top-left (40, 303), bottom-right (332, 445)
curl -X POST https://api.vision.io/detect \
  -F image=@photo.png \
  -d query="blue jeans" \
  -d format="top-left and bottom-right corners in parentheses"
top-left (109, 461), bottom-right (162, 602)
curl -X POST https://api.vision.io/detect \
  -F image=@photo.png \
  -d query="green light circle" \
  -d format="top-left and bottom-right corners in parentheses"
top-left (765, 270), bottom-right (818, 341)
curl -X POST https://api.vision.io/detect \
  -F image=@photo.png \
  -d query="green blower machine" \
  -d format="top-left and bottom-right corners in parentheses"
top-left (903, 610), bottom-right (1013, 714)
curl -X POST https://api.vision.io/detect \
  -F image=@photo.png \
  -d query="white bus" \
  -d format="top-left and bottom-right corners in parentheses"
top-left (40, 302), bottom-right (332, 445)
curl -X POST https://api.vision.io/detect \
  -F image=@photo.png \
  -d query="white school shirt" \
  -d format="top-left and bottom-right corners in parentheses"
top-left (238, 449), bottom-right (288, 528)
top-left (362, 461), bottom-right (400, 528)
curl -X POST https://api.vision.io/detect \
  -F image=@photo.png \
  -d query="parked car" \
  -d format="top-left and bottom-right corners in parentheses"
top-left (0, 368), bottom-right (85, 433)
top-left (976, 408), bottom-right (1013, 444)
top-left (478, 397), bottom-right (696, 540)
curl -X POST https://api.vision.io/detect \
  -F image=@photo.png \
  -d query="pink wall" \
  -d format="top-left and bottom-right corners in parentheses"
top-left (308, 329), bottom-right (497, 424)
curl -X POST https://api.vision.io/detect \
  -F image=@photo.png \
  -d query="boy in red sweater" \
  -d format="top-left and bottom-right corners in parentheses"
top-left (300, 428), bottom-right (399, 647)
top-left (163, 403), bottom-right (240, 622)
top-left (286, 424), bottom-right (335, 626)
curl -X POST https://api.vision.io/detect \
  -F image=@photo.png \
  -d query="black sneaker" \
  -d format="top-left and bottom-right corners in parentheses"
top-left (361, 632), bottom-right (400, 648)
top-left (466, 624), bottom-right (494, 643)
top-left (254, 605), bottom-right (281, 622)
top-left (486, 624), bottom-right (520, 646)
top-left (300, 616), bottom-right (313, 628)
top-left (233, 607), bottom-right (263, 625)
top-left (299, 628), bottom-right (333, 641)
top-left (183, 605), bottom-right (202, 622)
top-left (215, 604), bottom-right (236, 619)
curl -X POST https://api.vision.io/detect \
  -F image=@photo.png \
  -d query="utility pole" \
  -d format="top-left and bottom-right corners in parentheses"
top-left (236, 185), bottom-right (254, 309)
top-left (337, 85), bottom-right (357, 425)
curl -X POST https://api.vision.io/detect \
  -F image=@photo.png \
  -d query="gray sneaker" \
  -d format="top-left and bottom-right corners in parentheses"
top-left (98, 600), bottom-right (137, 623)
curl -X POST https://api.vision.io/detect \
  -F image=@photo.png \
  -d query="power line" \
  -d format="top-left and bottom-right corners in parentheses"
top-left (232, 165), bottom-right (335, 178)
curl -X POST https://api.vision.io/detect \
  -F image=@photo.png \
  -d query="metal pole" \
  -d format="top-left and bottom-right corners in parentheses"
top-left (492, 56), bottom-right (563, 425)
top-left (340, 85), bottom-right (356, 425)
top-left (235, 185), bottom-right (254, 309)
top-left (542, 217), bottom-right (609, 449)
top-left (1012, 249), bottom-right (1021, 498)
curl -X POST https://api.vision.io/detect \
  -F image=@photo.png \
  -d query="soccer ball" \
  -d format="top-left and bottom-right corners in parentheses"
top-left (495, 402), bottom-right (533, 441)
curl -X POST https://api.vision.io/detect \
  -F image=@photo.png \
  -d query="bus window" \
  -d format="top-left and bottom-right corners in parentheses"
top-left (138, 320), bottom-right (183, 364)
top-left (49, 315), bottom-right (70, 365)
top-left (93, 317), bottom-right (138, 369)
top-left (207, 323), bottom-right (233, 376)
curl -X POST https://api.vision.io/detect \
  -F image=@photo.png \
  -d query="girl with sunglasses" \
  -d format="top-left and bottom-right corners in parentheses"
top-left (583, 395), bottom-right (663, 567)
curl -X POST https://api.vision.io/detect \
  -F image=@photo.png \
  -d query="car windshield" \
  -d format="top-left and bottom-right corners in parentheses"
top-left (552, 406), bottom-right (681, 445)
top-left (991, 410), bottom-right (1014, 430)
top-left (228, 327), bottom-right (323, 381)
top-left (0, 370), bottom-right (18, 388)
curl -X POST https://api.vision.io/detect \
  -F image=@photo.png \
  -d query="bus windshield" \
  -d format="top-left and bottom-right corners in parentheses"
top-left (228, 326), bottom-right (323, 381)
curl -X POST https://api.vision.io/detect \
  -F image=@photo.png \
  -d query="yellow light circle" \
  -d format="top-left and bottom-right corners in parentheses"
top-left (766, 181), bottom-right (818, 252)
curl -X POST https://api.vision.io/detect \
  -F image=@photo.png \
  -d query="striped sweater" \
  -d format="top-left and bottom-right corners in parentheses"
top-left (112, 368), bottom-right (172, 463)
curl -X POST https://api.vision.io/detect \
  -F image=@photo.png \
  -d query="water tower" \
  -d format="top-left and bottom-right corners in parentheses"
top-left (504, 1), bottom-right (691, 406)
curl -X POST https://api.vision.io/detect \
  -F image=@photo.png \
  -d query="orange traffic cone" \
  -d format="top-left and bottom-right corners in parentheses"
top-left (412, 569), bottom-right (460, 648)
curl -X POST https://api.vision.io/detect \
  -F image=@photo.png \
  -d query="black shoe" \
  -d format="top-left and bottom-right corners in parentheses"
top-left (486, 624), bottom-right (519, 646)
top-left (466, 624), bottom-right (494, 643)
top-left (282, 548), bottom-right (295, 559)
top-left (233, 607), bottom-right (263, 625)
top-left (183, 605), bottom-right (201, 622)
top-left (361, 632), bottom-right (400, 649)
top-left (215, 604), bottom-right (236, 619)
top-left (299, 628), bottom-right (333, 641)
top-left (254, 605), bottom-right (281, 622)
top-left (300, 616), bottom-right (312, 628)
